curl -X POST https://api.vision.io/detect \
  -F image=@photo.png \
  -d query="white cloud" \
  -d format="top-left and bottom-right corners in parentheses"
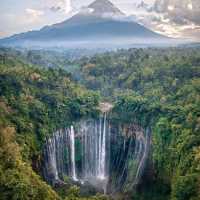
top-left (0, 10), bottom-right (46, 38)
top-left (65, 0), bottom-right (72, 13)
top-left (48, 0), bottom-right (72, 14)
top-left (124, 0), bottom-right (200, 41)
top-left (25, 8), bottom-right (44, 23)
top-left (187, 3), bottom-right (193, 10)
top-left (26, 8), bottom-right (44, 18)
top-left (79, 7), bottom-right (94, 15)
top-left (167, 5), bottom-right (174, 11)
top-left (0, 31), bottom-right (9, 38)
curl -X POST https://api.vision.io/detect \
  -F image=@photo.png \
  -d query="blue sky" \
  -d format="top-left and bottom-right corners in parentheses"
top-left (0, 0), bottom-right (199, 41)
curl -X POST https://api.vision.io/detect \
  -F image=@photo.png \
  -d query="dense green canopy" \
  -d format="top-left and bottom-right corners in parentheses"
top-left (74, 47), bottom-right (200, 200)
top-left (0, 47), bottom-right (200, 200)
top-left (0, 53), bottom-right (100, 200)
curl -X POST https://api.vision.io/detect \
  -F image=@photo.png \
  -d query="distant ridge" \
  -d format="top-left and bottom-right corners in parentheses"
top-left (0, 0), bottom-right (171, 48)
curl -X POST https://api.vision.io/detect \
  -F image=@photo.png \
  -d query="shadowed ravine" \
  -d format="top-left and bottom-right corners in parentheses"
top-left (43, 104), bottom-right (151, 194)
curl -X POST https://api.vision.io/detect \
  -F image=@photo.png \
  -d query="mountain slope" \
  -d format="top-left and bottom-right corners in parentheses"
top-left (0, 0), bottom-right (170, 48)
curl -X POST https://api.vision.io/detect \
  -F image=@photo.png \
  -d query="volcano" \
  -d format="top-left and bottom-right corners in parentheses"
top-left (0, 0), bottom-right (171, 48)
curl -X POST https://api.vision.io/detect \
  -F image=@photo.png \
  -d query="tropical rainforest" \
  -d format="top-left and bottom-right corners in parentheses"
top-left (0, 46), bottom-right (200, 200)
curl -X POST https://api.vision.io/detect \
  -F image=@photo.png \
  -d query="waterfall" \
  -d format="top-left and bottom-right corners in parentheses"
top-left (81, 113), bottom-right (109, 181)
top-left (98, 118), bottom-right (102, 177)
top-left (134, 127), bottom-right (151, 185)
top-left (69, 126), bottom-right (78, 181)
top-left (108, 125), bottom-right (151, 193)
top-left (98, 113), bottom-right (106, 179)
top-left (43, 113), bottom-right (110, 184)
top-left (43, 128), bottom-right (76, 184)
top-left (43, 115), bottom-right (151, 194)
top-left (46, 137), bottom-right (59, 181)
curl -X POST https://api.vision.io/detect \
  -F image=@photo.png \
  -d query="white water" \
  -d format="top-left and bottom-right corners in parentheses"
top-left (43, 113), bottom-right (109, 184)
top-left (98, 118), bottom-right (102, 177)
top-left (134, 127), bottom-right (151, 185)
top-left (70, 126), bottom-right (78, 181)
top-left (43, 115), bottom-right (151, 193)
top-left (81, 113), bottom-right (108, 181)
top-left (98, 113), bottom-right (106, 179)
top-left (48, 137), bottom-right (59, 180)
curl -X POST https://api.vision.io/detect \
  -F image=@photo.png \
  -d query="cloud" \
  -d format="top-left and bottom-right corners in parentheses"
top-left (1, 9), bottom-right (44, 27)
top-left (153, 0), bottom-right (200, 25)
top-left (0, 9), bottom-right (46, 38)
top-left (127, 0), bottom-right (200, 41)
top-left (25, 8), bottom-right (44, 24)
top-left (26, 8), bottom-right (44, 18)
top-left (0, 31), bottom-right (9, 38)
top-left (152, 0), bottom-right (200, 40)
top-left (49, 6), bottom-right (62, 12)
top-left (48, 0), bottom-right (72, 14)
top-left (79, 7), bottom-right (94, 15)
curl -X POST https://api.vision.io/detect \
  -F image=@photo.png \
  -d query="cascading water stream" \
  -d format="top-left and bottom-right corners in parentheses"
top-left (98, 118), bottom-right (102, 177)
top-left (134, 127), bottom-right (151, 185)
top-left (46, 137), bottom-right (59, 181)
top-left (43, 112), bottom-right (151, 194)
top-left (81, 112), bottom-right (108, 182)
top-left (98, 113), bottom-right (107, 179)
top-left (70, 126), bottom-right (78, 181)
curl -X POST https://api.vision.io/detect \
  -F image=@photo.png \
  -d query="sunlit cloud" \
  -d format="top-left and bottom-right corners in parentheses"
top-left (65, 0), bottom-right (72, 13)
top-left (167, 5), bottom-right (174, 11)
top-left (187, 3), bottom-right (193, 10)
top-left (129, 0), bottom-right (200, 41)
top-left (0, 31), bottom-right (9, 38)
top-left (26, 8), bottom-right (44, 21)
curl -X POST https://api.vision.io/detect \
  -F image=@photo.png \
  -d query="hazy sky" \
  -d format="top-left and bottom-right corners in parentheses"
top-left (0, 0), bottom-right (199, 41)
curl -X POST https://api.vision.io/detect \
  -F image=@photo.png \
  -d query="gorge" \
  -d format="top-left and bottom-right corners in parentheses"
top-left (43, 106), bottom-right (151, 195)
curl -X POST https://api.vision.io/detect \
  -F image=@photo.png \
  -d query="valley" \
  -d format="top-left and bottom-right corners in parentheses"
top-left (0, 46), bottom-right (199, 200)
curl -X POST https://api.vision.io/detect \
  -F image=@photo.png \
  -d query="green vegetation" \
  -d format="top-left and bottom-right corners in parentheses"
top-left (74, 47), bottom-right (200, 200)
top-left (0, 126), bottom-right (60, 200)
top-left (0, 52), bottom-right (100, 199)
top-left (63, 186), bottom-right (108, 200)
top-left (0, 47), bottom-right (200, 200)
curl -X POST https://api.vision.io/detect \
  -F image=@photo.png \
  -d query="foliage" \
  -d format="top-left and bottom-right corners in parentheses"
top-left (0, 51), bottom-right (100, 199)
top-left (0, 125), bottom-right (60, 200)
top-left (1, 46), bottom-right (200, 200)
top-left (64, 186), bottom-right (109, 200)
top-left (72, 47), bottom-right (200, 200)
